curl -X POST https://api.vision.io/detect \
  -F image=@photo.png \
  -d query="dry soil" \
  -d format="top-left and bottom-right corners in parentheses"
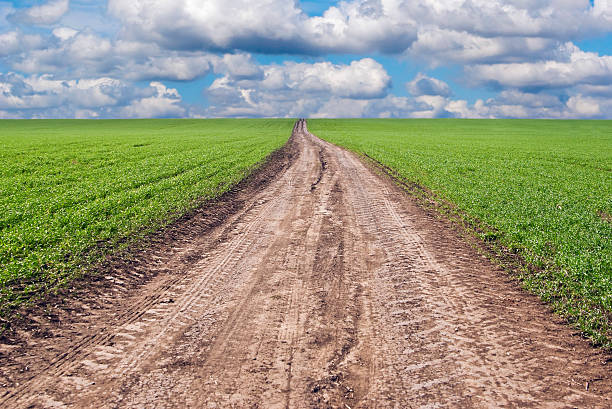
top-left (0, 119), bottom-right (610, 408)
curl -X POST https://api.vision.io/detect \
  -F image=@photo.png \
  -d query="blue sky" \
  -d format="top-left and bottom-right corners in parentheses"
top-left (1, 0), bottom-right (611, 118)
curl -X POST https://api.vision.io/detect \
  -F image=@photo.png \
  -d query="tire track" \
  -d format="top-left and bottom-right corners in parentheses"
top-left (0, 184), bottom-right (282, 402)
top-left (310, 125), bottom-right (611, 408)
top-left (2, 119), bottom-right (610, 408)
top-left (0, 134), bottom-right (304, 409)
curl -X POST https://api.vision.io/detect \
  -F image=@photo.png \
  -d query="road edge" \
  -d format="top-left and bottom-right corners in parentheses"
top-left (307, 125), bottom-right (611, 352)
top-left (0, 130), bottom-right (299, 341)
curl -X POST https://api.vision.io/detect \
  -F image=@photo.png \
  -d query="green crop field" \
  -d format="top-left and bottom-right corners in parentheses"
top-left (309, 118), bottom-right (612, 347)
top-left (0, 119), bottom-right (292, 317)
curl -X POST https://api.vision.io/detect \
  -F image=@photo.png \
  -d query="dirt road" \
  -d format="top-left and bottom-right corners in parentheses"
top-left (1, 120), bottom-right (610, 408)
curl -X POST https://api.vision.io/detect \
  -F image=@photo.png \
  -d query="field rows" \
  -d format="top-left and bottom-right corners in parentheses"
top-left (2, 118), bottom-right (611, 348)
top-left (310, 118), bottom-right (612, 347)
top-left (0, 119), bottom-right (292, 315)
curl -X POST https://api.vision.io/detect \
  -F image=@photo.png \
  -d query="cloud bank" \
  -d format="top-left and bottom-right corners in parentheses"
top-left (9, 0), bottom-right (69, 26)
top-left (0, 0), bottom-right (610, 118)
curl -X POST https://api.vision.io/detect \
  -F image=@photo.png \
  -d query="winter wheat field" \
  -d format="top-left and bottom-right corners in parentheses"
top-left (0, 118), bottom-right (611, 408)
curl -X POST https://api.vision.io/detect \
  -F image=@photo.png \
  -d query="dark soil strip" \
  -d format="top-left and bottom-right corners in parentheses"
top-left (310, 147), bottom-right (327, 191)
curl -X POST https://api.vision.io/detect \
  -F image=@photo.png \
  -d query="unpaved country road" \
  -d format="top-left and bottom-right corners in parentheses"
top-left (1, 120), bottom-right (610, 408)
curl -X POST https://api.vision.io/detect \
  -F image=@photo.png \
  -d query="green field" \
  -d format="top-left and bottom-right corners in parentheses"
top-left (309, 119), bottom-right (612, 347)
top-left (0, 119), bottom-right (292, 316)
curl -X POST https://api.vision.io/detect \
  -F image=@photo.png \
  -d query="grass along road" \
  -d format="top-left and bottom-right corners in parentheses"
top-left (309, 118), bottom-right (612, 347)
top-left (0, 119), bottom-right (292, 318)
top-left (1, 120), bottom-right (610, 408)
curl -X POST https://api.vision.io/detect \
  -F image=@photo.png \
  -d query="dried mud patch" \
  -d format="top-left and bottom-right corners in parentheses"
top-left (598, 210), bottom-right (611, 224)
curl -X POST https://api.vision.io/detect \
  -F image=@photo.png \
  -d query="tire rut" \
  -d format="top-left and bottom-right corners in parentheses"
top-left (0, 119), bottom-right (610, 408)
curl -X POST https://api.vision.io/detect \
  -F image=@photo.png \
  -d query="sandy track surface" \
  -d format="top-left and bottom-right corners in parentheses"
top-left (1, 120), bottom-right (610, 408)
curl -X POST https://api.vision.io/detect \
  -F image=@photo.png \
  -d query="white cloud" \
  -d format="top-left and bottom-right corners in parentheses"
top-left (594, 0), bottom-right (612, 18)
top-left (405, 0), bottom-right (600, 39)
top-left (121, 55), bottom-right (214, 82)
top-left (425, 90), bottom-right (612, 119)
top-left (11, 30), bottom-right (113, 73)
top-left (213, 53), bottom-right (263, 80)
top-left (308, 94), bottom-right (453, 119)
top-left (0, 73), bottom-right (129, 110)
top-left (300, 1), bottom-right (417, 54)
top-left (576, 83), bottom-right (612, 97)
top-left (408, 73), bottom-right (452, 97)
top-left (306, 81), bottom-right (612, 120)
top-left (1, 1), bottom-right (612, 119)
top-left (52, 26), bottom-right (77, 41)
top-left (411, 95), bottom-right (453, 118)
top-left (0, 73), bottom-right (187, 118)
top-left (0, 30), bottom-right (44, 56)
top-left (206, 58), bottom-right (391, 117)
top-left (566, 95), bottom-right (602, 117)
top-left (107, 0), bottom-right (417, 55)
top-left (467, 43), bottom-right (612, 90)
top-left (105, 0), bottom-right (612, 62)
top-left (121, 82), bottom-right (185, 118)
top-left (409, 28), bottom-right (558, 65)
top-left (10, 0), bottom-right (69, 25)
top-left (1, 65), bottom-right (610, 119)
top-left (0, 109), bottom-right (18, 118)
top-left (360, 95), bottom-right (422, 118)
top-left (284, 58), bottom-right (390, 99)
top-left (311, 98), bottom-right (370, 118)
top-left (494, 89), bottom-right (563, 108)
top-left (7, 30), bottom-right (216, 82)
top-left (0, 30), bottom-right (20, 56)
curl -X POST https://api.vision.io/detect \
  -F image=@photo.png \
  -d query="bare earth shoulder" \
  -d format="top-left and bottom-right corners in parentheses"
top-left (0, 120), bottom-right (610, 408)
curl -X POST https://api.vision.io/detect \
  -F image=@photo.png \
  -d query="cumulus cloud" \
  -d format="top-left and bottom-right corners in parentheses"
top-left (420, 89), bottom-right (612, 120)
top-left (9, 0), bottom-right (69, 26)
top-left (0, 30), bottom-right (20, 56)
top-left (0, 73), bottom-right (186, 118)
top-left (0, 30), bottom-right (44, 56)
top-left (0, 109), bottom-right (17, 119)
top-left (309, 94), bottom-right (455, 119)
top-left (104, 0), bottom-right (612, 63)
top-left (1, 62), bottom-right (610, 119)
top-left (307, 79), bottom-right (612, 120)
top-left (311, 98), bottom-right (370, 118)
top-left (310, 94), bottom-right (448, 119)
top-left (213, 53), bottom-right (263, 80)
top-left (108, 0), bottom-right (417, 55)
top-left (408, 73), bottom-right (452, 97)
top-left (566, 95), bottom-right (602, 118)
top-left (6, 30), bottom-right (216, 82)
top-left (576, 83), bottom-right (612, 98)
top-left (409, 29), bottom-right (559, 65)
top-left (1, 0), bottom-right (611, 119)
top-left (121, 82), bottom-right (185, 118)
top-left (121, 54), bottom-right (214, 82)
top-left (206, 58), bottom-right (391, 117)
top-left (467, 43), bottom-right (612, 90)
top-left (594, 0), bottom-right (612, 19)
top-left (277, 58), bottom-right (390, 99)
top-left (405, 0), bottom-right (602, 39)
top-left (52, 26), bottom-right (77, 41)
top-left (10, 30), bottom-right (112, 74)
top-left (450, 91), bottom-right (563, 119)
top-left (0, 73), bottom-right (126, 111)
